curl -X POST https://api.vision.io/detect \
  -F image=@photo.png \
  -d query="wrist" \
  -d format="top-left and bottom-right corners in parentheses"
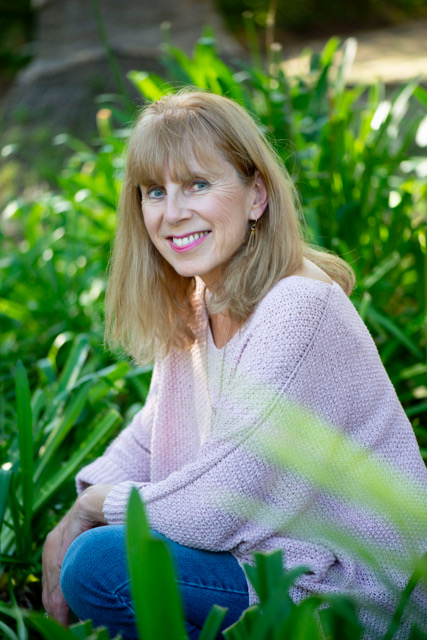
top-left (74, 484), bottom-right (114, 524)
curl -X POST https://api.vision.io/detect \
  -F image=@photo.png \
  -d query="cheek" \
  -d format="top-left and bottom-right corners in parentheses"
top-left (141, 207), bottom-right (158, 237)
top-left (212, 194), bottom-right (249, 228)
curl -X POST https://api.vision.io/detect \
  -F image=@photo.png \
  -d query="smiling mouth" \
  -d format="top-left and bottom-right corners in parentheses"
top-left (170, 231), bottom-right (210, 248)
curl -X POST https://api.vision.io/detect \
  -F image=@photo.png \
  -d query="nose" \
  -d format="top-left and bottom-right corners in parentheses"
top-left (163, 189), bottom-right (192, 225)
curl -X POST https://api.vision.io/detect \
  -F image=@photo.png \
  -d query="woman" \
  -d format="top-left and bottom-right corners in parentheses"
top-left (42, 91), bottom-right (427, 639)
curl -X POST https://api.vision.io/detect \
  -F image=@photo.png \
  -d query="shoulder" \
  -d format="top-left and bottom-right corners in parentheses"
top-left (251, 276), bottom-right (338, 330)
top-left (241, 276), bottom-right (366, 376)
top-left (234, 277), bottom-right (341, 385)
top-left (250, 276), bottom-right (366, 360)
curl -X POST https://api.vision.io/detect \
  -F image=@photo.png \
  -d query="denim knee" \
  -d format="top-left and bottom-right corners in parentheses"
top-left (61, 528), bottom-right (97, 609)
top-left (61, 527), bottom-right (129, 612)
top-left (60, 526), bottom-right (138, 638)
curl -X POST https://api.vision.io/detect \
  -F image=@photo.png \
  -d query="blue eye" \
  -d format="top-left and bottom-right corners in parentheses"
top-left (192, 180), bottom-right (209, 191)
top-left (147, 186), bottom-right (165, 199)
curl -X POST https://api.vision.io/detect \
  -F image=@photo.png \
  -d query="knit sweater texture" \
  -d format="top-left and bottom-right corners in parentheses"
top-left (76, 276), bottom-right (427, 638)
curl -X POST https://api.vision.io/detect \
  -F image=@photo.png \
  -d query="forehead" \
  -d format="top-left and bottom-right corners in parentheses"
top-left (128, 117), bottom-right (230, 187)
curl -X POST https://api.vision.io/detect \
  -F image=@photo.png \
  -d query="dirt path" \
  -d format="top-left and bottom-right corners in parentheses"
top-left (281, 19), bottom-right (427, 85)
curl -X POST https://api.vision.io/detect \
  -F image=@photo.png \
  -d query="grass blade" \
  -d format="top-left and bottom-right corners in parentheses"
top-left (34, 381), bottom-right (93, 484)
top-left (32, 409), bottom-right (121, 515)
top-left (384, 553), bottom-right (427, 640)
top-left (198, 605), bottom-right (228, 640)
top-left (26, 611), bottom-right (80, 639)
top-left (367, 308), bottom-right (424, 359)
top-left (362, 251), bottom-right (400, 289)
top-left (406, 401), bottom-right (427, 418)
top-left (57, 335), bottom-right (90, 394)
top-left (223, 606), bottom-right (259, 640)
top-left (244, 550), bottom-right (285, 604)
top-left (0, 620), bottom-right (19, 640)
top-left (8, 583), bottom-right (27, 640)
top-left (14, 361), bottom-right (33, 543)
top-left (287, 597), bottom-right (324, 639)
top-left (0, 469), bottom-right (11, 537)
top-left (414, 86), bottom-right (427, 108)
top-left (125, 488), bottom-right (187, 640)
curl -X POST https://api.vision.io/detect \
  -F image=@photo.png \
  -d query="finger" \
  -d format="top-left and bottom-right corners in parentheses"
top-left (43, 591), bottom-right (70, 626)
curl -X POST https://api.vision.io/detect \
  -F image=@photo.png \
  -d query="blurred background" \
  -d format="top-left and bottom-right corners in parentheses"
top-left (1, 0), bottom-right (427, 148)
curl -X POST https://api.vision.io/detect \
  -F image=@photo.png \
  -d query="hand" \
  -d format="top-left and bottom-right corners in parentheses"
top-left (42, 484), bottom-right (113, 625)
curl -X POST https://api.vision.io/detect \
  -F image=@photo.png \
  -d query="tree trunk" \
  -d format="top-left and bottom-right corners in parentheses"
top-left (2, 0), bottom-right (240, 135)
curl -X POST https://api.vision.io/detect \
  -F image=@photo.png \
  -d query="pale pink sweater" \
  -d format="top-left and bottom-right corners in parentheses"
top-left (76, 276), bottom-right (427, 638)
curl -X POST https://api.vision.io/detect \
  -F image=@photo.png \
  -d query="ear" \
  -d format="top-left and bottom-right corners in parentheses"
top-left (249, 171), bottom-right (268, 221)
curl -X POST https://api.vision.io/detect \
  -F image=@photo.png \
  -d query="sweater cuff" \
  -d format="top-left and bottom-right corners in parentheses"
top-left (102, 481), bottom-right (143, 525)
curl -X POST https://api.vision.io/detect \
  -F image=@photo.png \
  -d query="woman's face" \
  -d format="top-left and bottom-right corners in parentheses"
top-left (140, 154), bottom-right (267, 290)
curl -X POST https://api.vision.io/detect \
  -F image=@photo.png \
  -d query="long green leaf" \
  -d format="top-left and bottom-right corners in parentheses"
top-left (26, 611), bottom-right (80, 640)
top-left (362, 251), bottom-right (400, 289)
top-left (57, 335), bottom-right (90, 394)
top-left (367, 308), bottom-right (424, 359)
top-left (0, 620), bottom-right (19, 640)
top-left (8, 586), bottom-right (27, 640)
top-left (320, 36), bottom-right (341, 67)
top-left (414, 86), bottom-right (427, 108)
top-left (384, 553), bottom-right (427, 640)
top-left (4, 473), bottom-right (23, 559)
top-left (287, 597), bottom-right (323, 639)
top-left (0, 603), bottom-right (20, 640)
top-left (244, 550), bottom-right (284, 604)
top-left (70, 620), bottom-right (94, 639)
top-left (406, 401), bottom-right (427, 418)
top-left (32, 409), bottom-right (121, 515)
top-left (14, 361), bottom-right (33, 542)
top-left (223, 606), bottom-right (259, 640)
top-left (125, 488), bottom-right (187, 640)
top-left (127, 71), bottom-right (174, 101)
top-left (34, 380), bottom-right (93, 484)
top-left (198, 605), bottom-right (228, 640)
top-left (0, 469), bottom-right (11, 539)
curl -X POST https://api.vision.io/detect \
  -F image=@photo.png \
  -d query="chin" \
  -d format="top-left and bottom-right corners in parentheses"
top-left (171, 266), bottom-right (199, 279)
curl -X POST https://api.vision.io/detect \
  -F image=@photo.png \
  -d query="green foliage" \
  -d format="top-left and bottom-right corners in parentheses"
top-left (2, 473), bottom-right (427, 639)
top-left (0, 127), bottom-right (122, 369)
top-left (0, 339), bottom-right (151, 617)
top-left (223, 550), bottom-right (363, 639)
top-left (28, 615), bottom-right (122, 640)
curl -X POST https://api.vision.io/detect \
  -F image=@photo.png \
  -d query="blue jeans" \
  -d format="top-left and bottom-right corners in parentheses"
top-left (61, 525), bottom-right (249, 640)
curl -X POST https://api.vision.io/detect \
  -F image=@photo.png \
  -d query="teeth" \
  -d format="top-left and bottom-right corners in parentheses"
top-left (172, 231), bottom-right (209, 247)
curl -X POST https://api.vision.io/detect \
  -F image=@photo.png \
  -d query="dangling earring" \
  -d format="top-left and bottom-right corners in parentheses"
top-left (244, 218), bottom-right (258, 251)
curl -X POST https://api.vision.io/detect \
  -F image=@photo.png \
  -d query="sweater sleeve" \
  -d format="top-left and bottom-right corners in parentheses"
top-left (75, 363), bottom-right (159, 493)
top-left (102, 419), bottom-right (314, 552)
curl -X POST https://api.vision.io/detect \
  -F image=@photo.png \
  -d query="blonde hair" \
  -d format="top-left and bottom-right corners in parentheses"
top-left (105, 90), bottom-right (355, 364)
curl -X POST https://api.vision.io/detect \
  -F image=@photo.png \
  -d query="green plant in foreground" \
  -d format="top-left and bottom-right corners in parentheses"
top-left (12, 489), bottom-right (427, 640)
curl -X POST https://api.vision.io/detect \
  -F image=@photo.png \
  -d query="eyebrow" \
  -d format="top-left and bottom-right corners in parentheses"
top-left (139, 168), bottom-right (221, 188)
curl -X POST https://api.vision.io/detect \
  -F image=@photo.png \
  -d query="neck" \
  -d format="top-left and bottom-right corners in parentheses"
top-left (204, 286), bottom-right (240, 349)
top-left (207, 313), bottom-right (228, 349)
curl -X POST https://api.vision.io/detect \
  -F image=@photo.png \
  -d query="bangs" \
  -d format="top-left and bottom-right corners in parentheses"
top-left (127, 111), bottom-right (228, 187)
